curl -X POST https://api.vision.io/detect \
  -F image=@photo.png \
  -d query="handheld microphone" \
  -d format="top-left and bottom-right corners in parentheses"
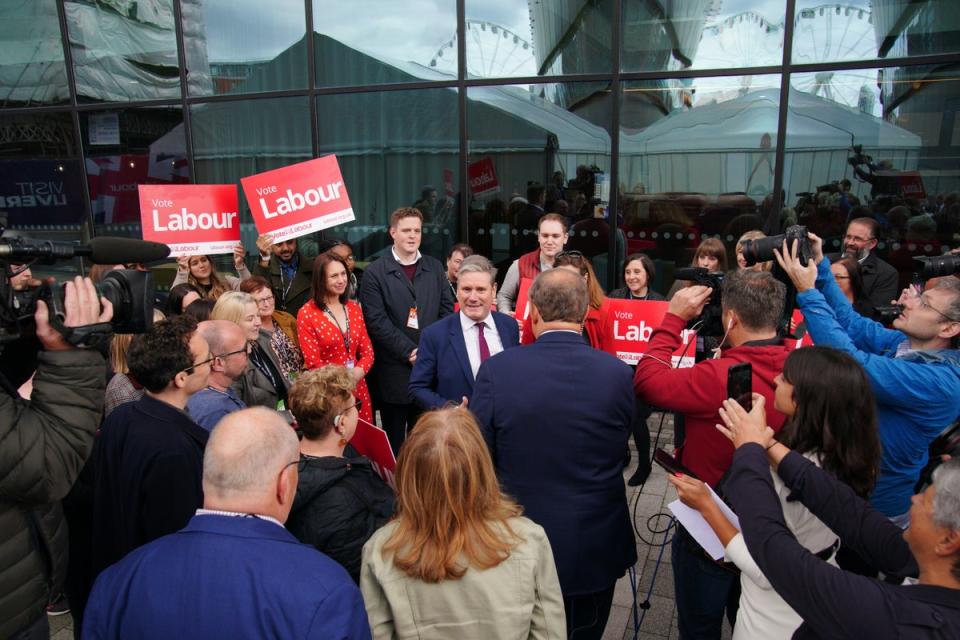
top-left (0, 236), bottom-right (170, 265)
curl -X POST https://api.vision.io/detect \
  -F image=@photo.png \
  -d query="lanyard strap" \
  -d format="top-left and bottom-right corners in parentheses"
top-left (323, 303), bottom-right (352, 352)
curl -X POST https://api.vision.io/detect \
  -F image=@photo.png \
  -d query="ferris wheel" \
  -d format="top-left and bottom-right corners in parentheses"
top-left (429, 19), bottom-right (537, 79)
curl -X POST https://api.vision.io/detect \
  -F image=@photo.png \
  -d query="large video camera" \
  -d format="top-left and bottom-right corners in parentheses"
top-left (1, 232), bottom-right (169, 354)
top-left (673, 267), bottom-right (725, 336)
top-left (847, 144), bottom-right (873, 168)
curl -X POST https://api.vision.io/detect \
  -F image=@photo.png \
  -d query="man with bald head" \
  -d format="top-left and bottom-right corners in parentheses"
top-left (471, 268), bottom-right (636, 640)
top-left (187, 320), bottom-right (249, 430)
top-left (84, 408), bottom-right (370, 639)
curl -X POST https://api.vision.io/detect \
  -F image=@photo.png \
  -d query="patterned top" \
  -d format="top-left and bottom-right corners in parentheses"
top-left (267, 326), bottom-right (303, 379)
top-left (297, 300), bottom-right (375, 424)
top-left (104, 373), bottom-right (144, 418)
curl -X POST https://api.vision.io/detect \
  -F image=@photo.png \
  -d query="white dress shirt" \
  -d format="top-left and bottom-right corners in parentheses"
top-left (459, 311), bottom-right (504, 378)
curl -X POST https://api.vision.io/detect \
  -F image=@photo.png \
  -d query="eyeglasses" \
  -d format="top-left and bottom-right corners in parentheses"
top-left (254, 293), bottom-right (274, 305)
top-left (906, 286), bottom-right (960, 323)
top-left (182, 353), bottom-right (216, 375)
top-left (279, 458), bottom-right (306, 475)
top-left (216, 344), bottom-right (251, 360)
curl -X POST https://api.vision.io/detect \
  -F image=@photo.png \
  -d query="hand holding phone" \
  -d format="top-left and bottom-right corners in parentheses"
top-left (653, 448), bottom-right (698, 479)
top-left (727, 362), bottom-right (752, 412)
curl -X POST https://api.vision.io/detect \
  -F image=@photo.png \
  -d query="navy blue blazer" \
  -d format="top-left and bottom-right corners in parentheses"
top-left (408, 311), bottom-right (520, 410)
top-left (84, 514), bottom-right (371, 639)
top-left (470, 331), bottom-right (637, 596)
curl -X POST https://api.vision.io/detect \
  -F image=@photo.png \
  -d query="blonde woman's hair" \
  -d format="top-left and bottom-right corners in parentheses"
top-left (288, 366), bottom-right (356, 440)
top-left (211, 291), bottom-right (255, 325)
top-left (382, 407), bottom-right (523, 583)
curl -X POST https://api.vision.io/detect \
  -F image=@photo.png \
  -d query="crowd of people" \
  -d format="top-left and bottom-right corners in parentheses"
top-left (2, 202), bottom-right (959, 640)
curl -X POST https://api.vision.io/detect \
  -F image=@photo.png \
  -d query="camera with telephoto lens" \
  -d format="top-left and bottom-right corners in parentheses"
top-left (673, 267), bottom-right (725, 337)
top-left (741, 225), bottom-right (812, 268)
top-left (873, 304), bottom-right (905, 323)
top-left (847, 144), bottom-right (873, 167)
top-left (915, 254), bottom-right (960, 280)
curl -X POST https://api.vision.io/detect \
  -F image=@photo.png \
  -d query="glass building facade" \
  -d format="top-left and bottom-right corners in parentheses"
top-left (2, 0), bottom-right (958, 291)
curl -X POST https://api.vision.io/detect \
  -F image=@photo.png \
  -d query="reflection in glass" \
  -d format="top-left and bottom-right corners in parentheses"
top-left (316, 89), bottom-right (459, 262)
top-left (66, 0), bottom-right (180, 102)
top-left (183, 0), bottom-right (306, 96)
top-left (313, 0), bottom-right (457, 87)
top-left (80, 109), bottom-right (188, 234)
top-left (466, 82), bottom-right (613, 284)
top-left (0, 0), bottom-right (70, 106)
top-left (786, 67), bottom-right (959, 288)
top-left (191, 97), bottom-right (311, 252)
top-left (621, 0), bottom-right (786, 72)
top-left (617, 75), bottom-right (781, 291)
top-left (793, 1), bottom-right (960, 64)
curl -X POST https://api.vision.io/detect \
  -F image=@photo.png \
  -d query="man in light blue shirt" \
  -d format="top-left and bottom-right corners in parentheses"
top-left (188, 320), bottom-right (249, 431)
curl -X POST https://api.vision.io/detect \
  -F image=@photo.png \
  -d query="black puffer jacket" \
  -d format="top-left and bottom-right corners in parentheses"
top-left (0, 349), bottom-right (105, 637)
top-left (286, 447), bottom-right (395, 582)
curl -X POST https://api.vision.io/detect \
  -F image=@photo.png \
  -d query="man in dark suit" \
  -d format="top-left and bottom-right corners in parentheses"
top-left (254, 235), bottom-right (314, 315)
top-left (837, 217), bottom-right (899, 308)
top-left (91, 316), bottom-right (212, 583)
top-left (471, 268), bottom-right (636, 640)
top-left (359, 207), bottom-right (455, 453)
top-left (84, 407), bottom-right (370, 639)
top-left (409, 255), bottom-right (519, 409)
top-left (515, 183), bottom-right (547, 255)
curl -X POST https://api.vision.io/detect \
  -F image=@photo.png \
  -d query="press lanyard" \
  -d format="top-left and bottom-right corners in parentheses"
top-left (323, 303), bottom-right (352, 353)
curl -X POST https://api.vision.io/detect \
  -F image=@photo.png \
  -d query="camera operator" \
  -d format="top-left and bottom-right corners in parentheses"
top-left (0, 277), bottom-right (112, 639)
top-left (775, 237), bottom-right (960, 533)
top-left (633, 269), bottom-right (794, 639)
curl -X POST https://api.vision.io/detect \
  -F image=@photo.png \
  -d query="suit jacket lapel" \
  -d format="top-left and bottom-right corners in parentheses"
top-left (492, 313), bottom-right (516, 347)
top-left (449, 315), bottom-right (476, 382)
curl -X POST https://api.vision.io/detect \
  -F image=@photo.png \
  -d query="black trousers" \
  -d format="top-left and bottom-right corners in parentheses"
top-left (564, 585), bottom-right (616, 640)
top-left (378, 401), bottom-right (421, 456)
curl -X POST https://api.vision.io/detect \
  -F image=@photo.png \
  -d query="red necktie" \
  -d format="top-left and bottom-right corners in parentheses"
top-left (477, 322), bottom-right (491, 362)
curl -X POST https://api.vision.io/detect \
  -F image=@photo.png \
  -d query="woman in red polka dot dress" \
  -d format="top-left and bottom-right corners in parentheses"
top-left (297, 252), bottom-right (375, 424)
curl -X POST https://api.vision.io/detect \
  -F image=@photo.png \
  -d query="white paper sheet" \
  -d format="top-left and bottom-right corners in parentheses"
top-left (668, 485), bottom-right (741, 561)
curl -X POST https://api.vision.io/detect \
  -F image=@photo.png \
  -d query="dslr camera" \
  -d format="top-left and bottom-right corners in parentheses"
top-left (872, 254), bottom-right (960, 323)
top-left (740, 225), bottom-right (812, 268)
top-left (672, 267), bottom-right (725, 337)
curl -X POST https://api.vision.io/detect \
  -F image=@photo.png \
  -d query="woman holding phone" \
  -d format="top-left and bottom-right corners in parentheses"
top-left (668, 346), bottom-right (881, 639)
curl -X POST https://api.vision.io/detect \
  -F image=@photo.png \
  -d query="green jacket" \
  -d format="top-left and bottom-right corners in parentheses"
top-left (0, 349), bottom-right (105, 637)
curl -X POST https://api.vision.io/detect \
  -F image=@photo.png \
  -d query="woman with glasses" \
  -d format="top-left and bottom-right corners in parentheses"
top-left (286, 366), bottom-right (394, 584)
top-left (240, 276), bottom-right (303, 378)
top-left (360, 406), bottom-right (565, 639)
top-left (830, 257), bottom-right (875, 319)
top-left (519, 250), bottom-right (611, 350)
top-left (172, 244), bottom-right (250, 300)
top-left (297, 252), bottom-right (374, 424)
top-left (212, 291), bottom-right (290, 410)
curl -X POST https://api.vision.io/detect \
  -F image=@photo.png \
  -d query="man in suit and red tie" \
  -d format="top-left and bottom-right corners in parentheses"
top-left (408, 255), bottom-right (520, 409)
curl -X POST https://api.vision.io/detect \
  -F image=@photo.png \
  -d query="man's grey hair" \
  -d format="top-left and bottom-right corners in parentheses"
top-left (203, 408), bottom-right (299, 497)
top-left (932, 458), bottom-right (960, 531)
top-left (529, 268), bottom-right (587, 324)
top-left (930, 276), bottom-right (960, 322)
top-left (721, 270), bottom-right (785, 331)
top-left (197, 320), bottom-right (241, 356)
top-left (457, 254), bottom-right (497, 285)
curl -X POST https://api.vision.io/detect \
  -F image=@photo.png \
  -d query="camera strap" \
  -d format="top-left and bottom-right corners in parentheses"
top-left (52, 319), bottom-right (114, 349)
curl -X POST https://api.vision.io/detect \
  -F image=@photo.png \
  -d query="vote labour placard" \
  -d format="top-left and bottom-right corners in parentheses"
top-left (514, 277), bottom-right (534, 343)
top-left (138, 184), bottom-right (240, 257)
top-left (601, 299), bottom-right (697, 368)
top-left (350, 419), bottom-right (396, 488)
top-left (241, 155), bottom-right (354, 242)
top-left (467, 157), bottom-right (499, 197)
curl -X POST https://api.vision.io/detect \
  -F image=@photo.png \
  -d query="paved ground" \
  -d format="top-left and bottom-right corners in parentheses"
top-left (50, 412), bottom-right (733, 640)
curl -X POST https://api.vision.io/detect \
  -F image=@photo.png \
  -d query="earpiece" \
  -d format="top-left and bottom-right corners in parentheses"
top-left (333, 414), bottom-right (342, 428)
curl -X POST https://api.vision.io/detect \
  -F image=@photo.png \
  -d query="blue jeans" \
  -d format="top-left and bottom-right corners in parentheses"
top-left (672, 526), bottom-right (740, 640)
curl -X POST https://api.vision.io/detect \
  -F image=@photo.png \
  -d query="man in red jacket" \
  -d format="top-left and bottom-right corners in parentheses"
top-left (634, 269), bottom-right (793, 640)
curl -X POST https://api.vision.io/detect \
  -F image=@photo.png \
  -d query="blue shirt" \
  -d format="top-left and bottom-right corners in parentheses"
top-left (796, 258), bottom-right (960, 517)
top-left (187, 387), bottom-right (246, 431)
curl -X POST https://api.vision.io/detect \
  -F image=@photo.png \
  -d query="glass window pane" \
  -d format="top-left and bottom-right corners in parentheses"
top-left (0, 0), bottom-right (70, 106)
top-left (465, 0), bottom-right (613, 79)
top-left (622, 0), bottom-right (786, 72)
top-left (184, 0), bottom-right (306, 96)
top-left (467, 81), bottom-right (614, 287)
top-left (617, 75), bottom-right (781, 293)
top-left (66, 0), bottom-right (180, 102)
top-left (0, 112), bottom-right (87, 279)
top-left (785, 66), bottom-right (959, 292)
top-left (316, 88), bottom-right (460, 263)
top-left (80, 108), bottom-right (188, 240)
top-left (191, 97), bottom-right (312, 265)
top-left (313, 0), bottom-right (457, 87)
top-left (793, 1), bottom-right (960, 64)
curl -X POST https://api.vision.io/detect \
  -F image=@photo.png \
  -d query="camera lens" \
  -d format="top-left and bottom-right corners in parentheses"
top-left (916, 255), bottom-right (960, 280)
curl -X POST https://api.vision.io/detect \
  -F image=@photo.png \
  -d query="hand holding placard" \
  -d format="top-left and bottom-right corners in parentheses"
top-left (138, 185), bottom-right (241, 257)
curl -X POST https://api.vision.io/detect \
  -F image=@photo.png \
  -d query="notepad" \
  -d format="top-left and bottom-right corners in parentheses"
top-left (668, 486), bottom-right (741, 560)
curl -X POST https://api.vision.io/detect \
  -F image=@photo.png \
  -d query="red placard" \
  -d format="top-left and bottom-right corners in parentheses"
top-left (240, 155), bottom-right (355, 242)
top-left (442, 168), bottom-right (455, 197)
top-left (350, 418), bottom-right (397, 488)
top-left (138, 184), bottom-right (239, 257)
top-left (467, 157), bottom-right (499, 197)
top-left (601, 299), bottom-right (697, 368)
top-left (514, 278), bottom-right (534, 342)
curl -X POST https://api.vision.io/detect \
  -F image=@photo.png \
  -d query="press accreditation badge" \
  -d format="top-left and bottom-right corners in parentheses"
top-left (345, 359), bottom-right (355, 369)
top-left (407, 308), bottom-right (419, 330)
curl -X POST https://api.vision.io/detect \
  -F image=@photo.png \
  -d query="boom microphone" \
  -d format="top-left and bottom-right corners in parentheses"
top-left (0, 236), bottom-right (170, 265)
